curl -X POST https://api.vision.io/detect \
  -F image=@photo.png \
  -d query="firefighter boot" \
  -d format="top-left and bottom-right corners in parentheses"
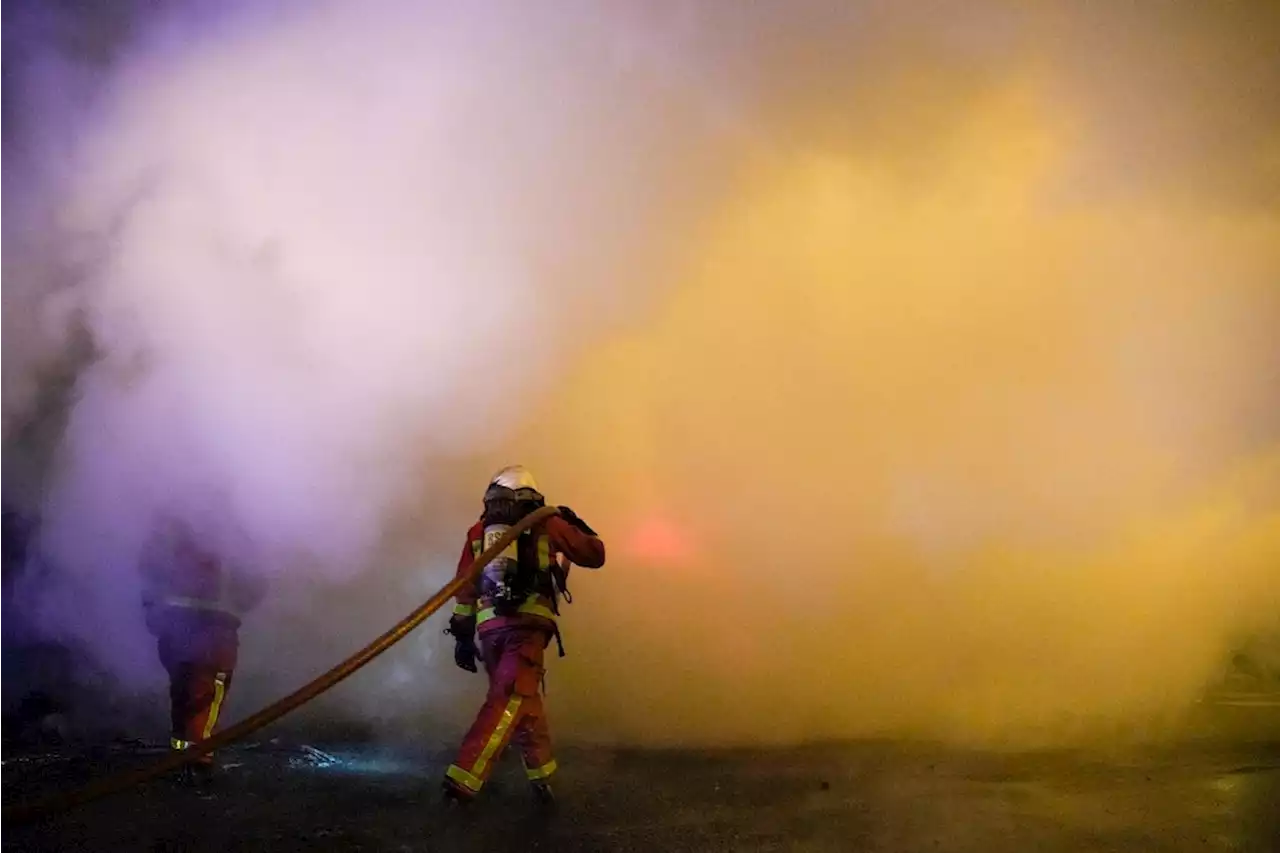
top-left (441, 780), bottom-right (472, 809)
top-left (178, 761), bottom-right (216, 789)
top-left (531, 780), bottom-right (557, 811)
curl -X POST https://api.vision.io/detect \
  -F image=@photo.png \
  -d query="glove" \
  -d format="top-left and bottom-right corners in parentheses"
top-left (453, 637), bottom-right (479, 673)
top-left (557, 505), bottom-right (597, 536)
top-left (445, 615), bottom-right (478, 673)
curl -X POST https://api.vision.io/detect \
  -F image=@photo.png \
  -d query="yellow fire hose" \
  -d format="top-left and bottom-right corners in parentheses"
top-left (4, 505), bottom-right (561, 826)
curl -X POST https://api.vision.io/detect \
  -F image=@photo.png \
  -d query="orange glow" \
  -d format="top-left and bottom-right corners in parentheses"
top-left (624, 514), bottom-right (696, 565)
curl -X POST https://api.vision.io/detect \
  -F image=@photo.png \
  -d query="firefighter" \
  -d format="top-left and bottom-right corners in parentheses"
top-left (442, 465), bottom-right (605, 807)
top-left (139, 517), bottom-right (266, 785)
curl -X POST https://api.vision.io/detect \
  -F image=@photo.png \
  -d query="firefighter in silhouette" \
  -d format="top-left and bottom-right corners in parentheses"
top-left (140, 517), bottom-right (266, 785)
top-left (442, 465), bottom-right (605, 806)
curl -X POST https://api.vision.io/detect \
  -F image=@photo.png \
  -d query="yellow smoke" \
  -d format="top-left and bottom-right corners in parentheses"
top-left (514, 72), bottom-right (1280, 746)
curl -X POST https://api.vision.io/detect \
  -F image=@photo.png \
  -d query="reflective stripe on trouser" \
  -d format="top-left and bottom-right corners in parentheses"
top-left (447, 695), bottom-right (525, 792)
top-left (446, 694), bottom-right (557, 793)
top-left (524, 758), bottom-right (557, 781)
top-left (203, 672), bottom-right (228, 738)
top-left (156, 612), bottom-right (239, 762)
top-left (446, 627), bottom-right (555, 794)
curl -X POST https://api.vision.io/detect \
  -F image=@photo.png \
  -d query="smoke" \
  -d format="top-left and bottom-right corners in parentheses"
top-left (3, 0), bottom-right (730, 713)
top-left (516, 3), bottom-right (1280, 745)
top-left (4, 0), bottom-right (1278, 747)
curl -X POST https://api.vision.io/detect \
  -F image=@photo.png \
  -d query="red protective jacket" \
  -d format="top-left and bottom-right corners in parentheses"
top-left (451, 513), bottom-right (605, 636)
top-left (140, 527), bottom-right (267, 631)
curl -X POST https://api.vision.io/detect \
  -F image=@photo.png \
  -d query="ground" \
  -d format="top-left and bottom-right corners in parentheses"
top-left (5, 705), bottom-right (1280, 853)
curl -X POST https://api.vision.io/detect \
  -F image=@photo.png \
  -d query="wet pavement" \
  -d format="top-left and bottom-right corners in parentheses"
top-left (5, 733), bottom-right (1279, 852)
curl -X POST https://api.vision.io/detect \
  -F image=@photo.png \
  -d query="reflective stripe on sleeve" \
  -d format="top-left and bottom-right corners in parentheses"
top-left (161, 595), bottom-right (239, 617)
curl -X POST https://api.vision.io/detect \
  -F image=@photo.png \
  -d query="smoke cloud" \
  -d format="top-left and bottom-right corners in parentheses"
top-left (4, 0), bottom-right (1278, 747)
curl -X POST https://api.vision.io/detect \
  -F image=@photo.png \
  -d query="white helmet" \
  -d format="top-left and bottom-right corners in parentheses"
top-left (490, 465), bottom-right (539, 493)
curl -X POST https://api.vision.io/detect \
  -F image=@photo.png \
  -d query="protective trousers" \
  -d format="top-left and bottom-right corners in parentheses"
top-left (445, 626), bottom-right (556, 796)
top-left (155, 608), bottom-right (240, 762)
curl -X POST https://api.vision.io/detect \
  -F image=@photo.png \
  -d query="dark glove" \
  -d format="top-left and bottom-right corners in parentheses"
top-left (556, 505), bottom-right (597, 536)
top-left (453, 637), bottom-right (479, 673)
top-left (445, 615), bottom-right (478, 673)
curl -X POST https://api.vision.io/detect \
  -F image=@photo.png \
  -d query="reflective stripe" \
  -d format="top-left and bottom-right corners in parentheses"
top-left (472, 696), bottom-right (522, 780)
top-left (476, 598), bottom-right (556, 625)
top-left (452, 603), bottom-right (475, 617)
top-left (525, 759), bottom-right (557, 781)
top-left (203, 672), bottom-right (228, 739)
top-left (161, 595), bottom-right (238, 617)
top-left (171, 738), bottom-right (193, 750)
top-left (517, 599), bottom-right (555, 620)
top-left (446, 764), bottom-right (483, 792)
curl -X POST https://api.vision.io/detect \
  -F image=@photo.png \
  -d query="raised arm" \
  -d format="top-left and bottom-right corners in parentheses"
top-left (545, 513), bottom-right (605, 569)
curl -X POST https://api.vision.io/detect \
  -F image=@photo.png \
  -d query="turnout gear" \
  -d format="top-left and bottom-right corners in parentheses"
top-left (139, 520), bottom-right (265, 770)
top-left (444, 626), bottom-right (557, 798)
top-left (556, 505), bottom-right (597, 536)
top-left (443, 467), bottom-right (605, 802)
top-left (155, 608), bottom-right (238, 761)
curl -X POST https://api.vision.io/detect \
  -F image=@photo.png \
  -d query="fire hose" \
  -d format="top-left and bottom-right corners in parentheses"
top-left (3, 505), bottom-right (561, 826)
